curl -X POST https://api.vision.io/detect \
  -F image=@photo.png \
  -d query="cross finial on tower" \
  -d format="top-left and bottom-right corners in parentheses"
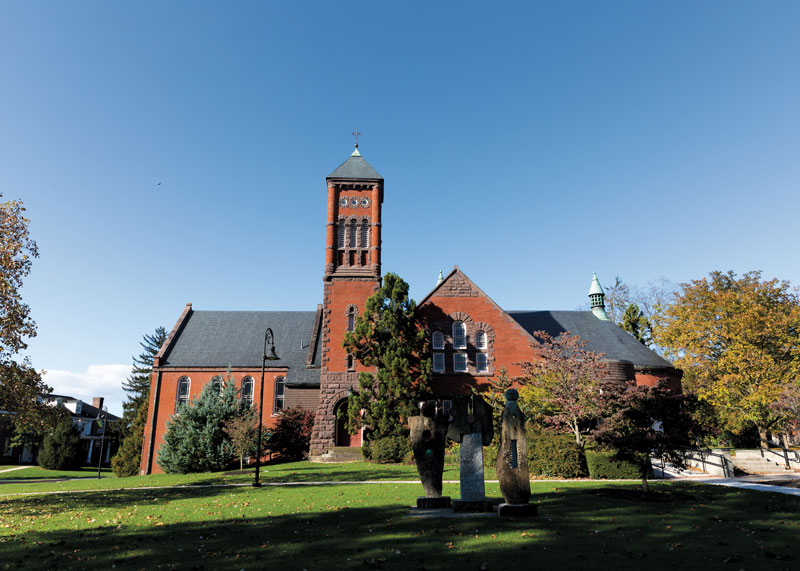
top-left (352, 128), bottom-right (362, 148)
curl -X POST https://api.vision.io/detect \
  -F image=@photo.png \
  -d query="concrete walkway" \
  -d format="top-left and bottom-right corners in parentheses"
top-left (0, 466), bottom-right (33, 475)
top-left (701, 475), bottom-right (800, 497)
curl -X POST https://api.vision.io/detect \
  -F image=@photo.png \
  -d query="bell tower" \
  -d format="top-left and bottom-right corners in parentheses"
top-left (310, 145), bottom-right (383, 455)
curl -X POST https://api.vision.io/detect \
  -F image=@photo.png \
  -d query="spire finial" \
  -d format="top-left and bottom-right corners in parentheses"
top-left (352, 128), bottom-right (362, 148)
top-left (589, 272), bottom-right (610, 321)
top-left (436, 270), bottom-right (444, 286)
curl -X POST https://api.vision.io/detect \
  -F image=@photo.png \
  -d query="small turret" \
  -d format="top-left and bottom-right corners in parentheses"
top-left (589, 272), bottom-right (610, 321)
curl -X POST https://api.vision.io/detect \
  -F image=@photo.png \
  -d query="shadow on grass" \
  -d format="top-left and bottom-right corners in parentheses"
top-left (4, 483), bottom-right (799, 571)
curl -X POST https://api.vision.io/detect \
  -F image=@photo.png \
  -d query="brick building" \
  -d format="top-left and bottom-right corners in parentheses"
top-left (140, 147), bottom-right (681, 474)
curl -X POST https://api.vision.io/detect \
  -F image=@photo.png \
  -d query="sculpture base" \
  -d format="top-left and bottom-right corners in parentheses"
top-left (497, 503), bottom-right (538, 517)
top-left (416, 496), bottom-right (452, 509)
top-left (452, 499), bottom-right (496, 513)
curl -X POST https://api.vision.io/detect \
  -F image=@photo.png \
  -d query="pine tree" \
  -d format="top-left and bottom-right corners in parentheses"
top-left (111, 326), bottom-right (167, 477)
top-left (157, 376), bottom-right (242, 473)
top-left (343, 273), bottom-right (431, 442)
top-left (619, 303), bottom-right (653, 346)
top-left (38, 417), bottom-right (82, 470)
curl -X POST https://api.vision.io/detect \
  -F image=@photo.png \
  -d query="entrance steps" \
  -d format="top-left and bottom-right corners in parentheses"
top-left (310, 446), bottom-right (363, 463)
top-left (731, 450), bottom-right (797, 475)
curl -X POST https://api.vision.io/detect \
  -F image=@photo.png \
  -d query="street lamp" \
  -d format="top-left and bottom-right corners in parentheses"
top-left (254, 327), bottom-right (279, 487)
top-left (96, 405), bottom-right (108, 479)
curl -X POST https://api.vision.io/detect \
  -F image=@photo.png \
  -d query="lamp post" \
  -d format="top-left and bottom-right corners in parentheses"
top-left (254, 327), bottom-right (279, 487)
top-left (96, 405), bottom-right (108, 479)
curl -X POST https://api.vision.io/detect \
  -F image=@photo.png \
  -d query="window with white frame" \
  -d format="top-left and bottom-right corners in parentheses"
top-left (453, 321), bottom-right (466, 349)
top-left (476, 352), bottom-right (488, 373)
top-left (176, 377), bottom-right (190, 412)
top-left (241, 377), bottom-right (254, 408)
top-left (475, 330), bottom-right (487, 350)
top-left (432, 331), bottom-right (444, 350)
top-left (453, 353), bottom-right (468, 372)
top-left (433, 353), bottom-right (445, 372)
top-left (273, 376), bottom-right (285, 413)
top-left (210, 375), bottom-right (223, 395)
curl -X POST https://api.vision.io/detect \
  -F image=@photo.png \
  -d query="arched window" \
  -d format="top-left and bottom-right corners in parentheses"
top-left (175, 377), bottom-right (191, 413)
top-left (348, 219), bottom-right (357, 247)
top-left (210, 375), bottom-right (223, 395)
top-left (475, 331), bottom-right (487, 350)
top-left (432, 331), bottom-right (444, 350)
top-left (337, 219), bottom-right (346, 248)
top-left (241, 377), bottom-right (254, 408)
top-left (360, 220), bottom-right (369, 248)
top-left (273, 376), bottom-right (285, 413)
top-left (347, 306), bottom-right (357, 332)
top-left (452, 321), bottom-right (466, 349)
top-left (347, 354), bottom-right (355, 371)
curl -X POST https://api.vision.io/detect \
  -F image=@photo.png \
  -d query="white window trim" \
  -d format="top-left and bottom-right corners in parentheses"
top-left (432, 353), bottom-right (445, 373)
top-left (475, 330), bottom-right (487, 350)
top-left (453, 353), bottom-right (468, 373)
top-left (476, 352), bottom-right (488, 373)
top-left (453, 322), bottom-right (466, 349)
top-left (432, 331), bottom-right (444, 350)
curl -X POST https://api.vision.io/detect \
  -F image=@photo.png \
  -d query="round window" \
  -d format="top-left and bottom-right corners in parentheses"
top-left (340, 197), bottom-right (348, 207)
top-left (361, 198), bottom-right (370, 206)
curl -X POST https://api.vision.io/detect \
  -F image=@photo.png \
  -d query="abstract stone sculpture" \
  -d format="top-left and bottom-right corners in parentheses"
top-left (496, 388), bottom-right (537, 516)
top-left (448, 394), bottom-right (495, 512)
top-left (409, 400), bottom-right (451, 508)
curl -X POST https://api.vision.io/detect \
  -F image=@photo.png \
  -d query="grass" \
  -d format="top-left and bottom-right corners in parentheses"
top-left (1, 463), bottom-right (798, 570)
top-left (0, 466), bottom-right (114, 481)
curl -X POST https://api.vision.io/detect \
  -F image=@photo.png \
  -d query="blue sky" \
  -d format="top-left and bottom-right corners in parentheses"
top-left (3, 2), bottom-right (799, 416)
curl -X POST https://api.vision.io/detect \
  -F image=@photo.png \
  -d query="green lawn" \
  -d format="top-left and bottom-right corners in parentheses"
top-left (1, 463), bottom-right (798, 571)
top-left (0, 465), bottom-right (114, 481)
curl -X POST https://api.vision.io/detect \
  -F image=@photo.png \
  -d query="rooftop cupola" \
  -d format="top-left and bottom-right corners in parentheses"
top-left (589, 272), bottom-right (610, 321)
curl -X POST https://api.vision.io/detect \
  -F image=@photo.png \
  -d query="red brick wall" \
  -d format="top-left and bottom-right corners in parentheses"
top-left (140, 368), bottom-right (288, 474)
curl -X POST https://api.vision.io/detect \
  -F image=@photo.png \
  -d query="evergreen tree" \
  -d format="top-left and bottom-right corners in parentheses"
top-left (38, 417), bottom-right (82, 470)
top-left (619, 303), bottom-right (653, 346)
top-left (157, 375), bottom-right (242, 473)
top-left (343, 273), bottom-right (431, 442)
top-left (111, 326), bottom-right (167, 477)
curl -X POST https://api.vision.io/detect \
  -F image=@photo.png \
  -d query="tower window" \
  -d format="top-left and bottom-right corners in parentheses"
top-left (338, 219), bottom-right (346, 248)
top-left (347, 354), bottom-right (355, 371)
top-left (175, 377), bottom-right (191, 412)
top-left (432, 331), bottom-right (444, 350)
top-left (348, 219), bottom-right (357, 247)
top-left (273, 376), bottom-right (285, 414)
top-left (347, 306), bottom-right (357, 331)
top-left (360, 220), bottom-right (369, 248)
top-left (241, 377), bottom-right (254, 408)
top-left (453, 321), bottom-right (466, 349)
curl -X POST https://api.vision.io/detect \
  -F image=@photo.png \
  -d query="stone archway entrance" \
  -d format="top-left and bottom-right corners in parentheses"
top-left (334, 398), bottom-right (361, 447)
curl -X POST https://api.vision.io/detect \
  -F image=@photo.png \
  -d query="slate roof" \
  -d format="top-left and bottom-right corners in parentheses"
top-left (327, 149), bottom-right (383, 180)
top-left (507, 310), bottom-right (674, 370)
top-left (161, 310), bottom-right (321, 387)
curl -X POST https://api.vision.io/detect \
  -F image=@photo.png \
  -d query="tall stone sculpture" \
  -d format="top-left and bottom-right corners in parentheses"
top-left (447, 394), bottom-right (494, 512)
top-left (409, 400), bottom-right (451, 509)
top-left (496, 388), bottom-right (537, 517)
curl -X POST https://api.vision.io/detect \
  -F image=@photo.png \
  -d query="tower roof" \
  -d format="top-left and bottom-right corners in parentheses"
top-left (327, 146), bottom-right (383, 180)
top-left (589, 272), bottom-right (605, 296)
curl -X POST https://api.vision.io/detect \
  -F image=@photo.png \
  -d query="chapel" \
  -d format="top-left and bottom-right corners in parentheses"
top-left (140, 147), bottom-right (681, 474)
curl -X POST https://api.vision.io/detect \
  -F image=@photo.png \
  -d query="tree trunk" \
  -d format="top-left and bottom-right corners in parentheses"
top-left (641, 472), bottom-right (649, 494)
top-left (240, 455), bottom-right (243, 471)
top-left (758, 426), bottom-right (768, 449)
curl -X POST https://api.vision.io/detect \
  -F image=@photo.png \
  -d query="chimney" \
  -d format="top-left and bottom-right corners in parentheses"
top-left (93, 397), bottom-right (104, 410)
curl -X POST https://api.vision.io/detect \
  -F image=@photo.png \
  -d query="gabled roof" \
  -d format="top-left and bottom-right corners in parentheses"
top-left (507, 310), bottom-right (674, 370)
top-left (160, 310), bottom-right (322, 386)
top-left (327, 147), bottom-right (383, 180)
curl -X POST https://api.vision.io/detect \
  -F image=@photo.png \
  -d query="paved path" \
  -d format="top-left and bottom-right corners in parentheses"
top-left (701, 475), bottom-right (800, 497)
top-left (0, 466), bottom-right (32, 475)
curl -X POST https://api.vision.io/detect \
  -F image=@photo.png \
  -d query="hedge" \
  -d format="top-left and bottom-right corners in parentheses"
top-left (585, 449), bottom-right (653, 479)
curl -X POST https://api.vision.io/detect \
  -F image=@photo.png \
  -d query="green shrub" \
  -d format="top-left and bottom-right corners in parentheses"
top-left (527, 429), bottom-right (588, 478)
top-left (38, 418), bottom-right (82, 470)
top-left (585, 449), bottom-right (653, 479)
top-left (370, 435), bottom-right (410, 464)
top-left (445, 442), bottom-right (460, 466)
top-left (483, 441), bottom-right (498, 468)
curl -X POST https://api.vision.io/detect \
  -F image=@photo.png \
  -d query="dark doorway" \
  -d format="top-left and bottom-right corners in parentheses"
top-left (334, 398), bottom-right (352, 446)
